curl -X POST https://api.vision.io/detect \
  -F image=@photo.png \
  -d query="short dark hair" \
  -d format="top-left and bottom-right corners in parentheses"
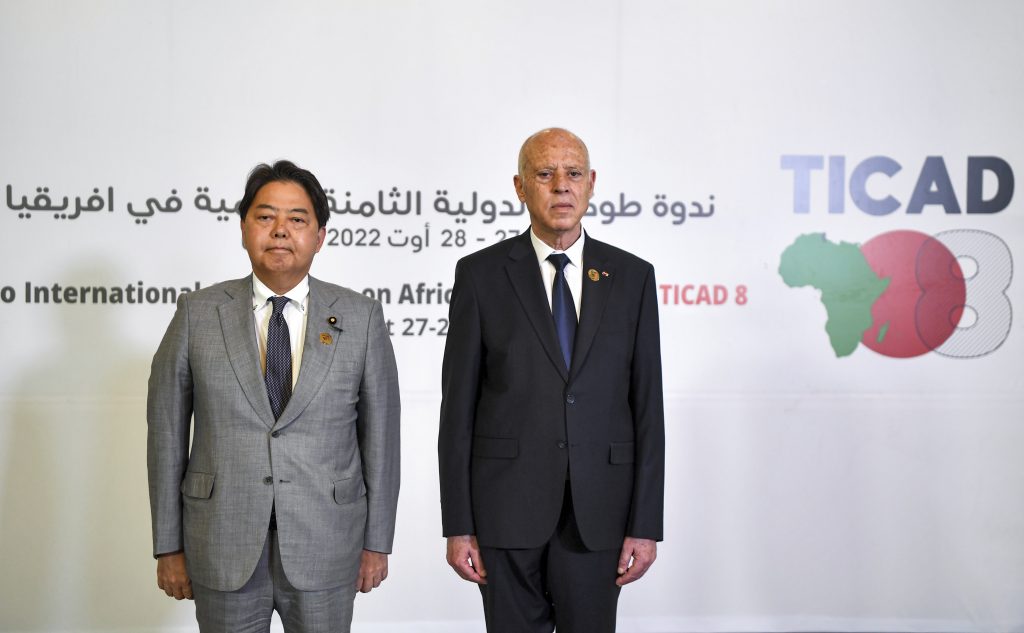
top-left (238, 160), bottom-right (330, 228)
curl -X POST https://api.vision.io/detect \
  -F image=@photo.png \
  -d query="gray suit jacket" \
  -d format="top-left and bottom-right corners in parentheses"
top-left (147, 275), bottom-right (400, 592)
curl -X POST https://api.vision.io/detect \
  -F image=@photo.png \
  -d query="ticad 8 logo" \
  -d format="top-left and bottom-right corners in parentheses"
top-left (779, 229), bottom-right (1013, 359)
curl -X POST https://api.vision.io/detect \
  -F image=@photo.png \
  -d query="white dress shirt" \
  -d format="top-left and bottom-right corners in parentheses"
top-left (530, 227), bottom-right (584, 320)
top-left (252, 274), bottom-right (309, 387)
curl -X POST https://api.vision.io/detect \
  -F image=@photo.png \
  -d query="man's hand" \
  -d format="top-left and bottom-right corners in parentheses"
top-left (156, 551), bottom-right (193, 600)
top-left (615, 537), bottom-right (657, 586)
top-left (356, 550), bottom-right (389, 593)
top-left (446, 535), bottom-right (487, 584)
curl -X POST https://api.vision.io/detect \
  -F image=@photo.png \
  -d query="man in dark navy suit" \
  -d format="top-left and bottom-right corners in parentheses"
top-left (439, 128), bottom-right (665, 633)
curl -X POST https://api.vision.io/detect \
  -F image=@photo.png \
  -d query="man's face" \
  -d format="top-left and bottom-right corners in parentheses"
top-left (240, 180), bottom-right (325, 287)
top-left (514, 130), bottom-right (595, 243)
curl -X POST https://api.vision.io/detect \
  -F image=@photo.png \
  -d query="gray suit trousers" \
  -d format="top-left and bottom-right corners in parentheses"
top-left (193, 528), bottom-right (358, 633)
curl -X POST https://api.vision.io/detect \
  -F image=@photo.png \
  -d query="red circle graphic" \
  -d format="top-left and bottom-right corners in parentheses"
top-left (860, 230), bottom-right (967, 358)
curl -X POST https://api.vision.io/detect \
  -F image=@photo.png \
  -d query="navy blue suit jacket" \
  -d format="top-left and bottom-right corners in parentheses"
top-left (439, 230), bottom-right (665, 550)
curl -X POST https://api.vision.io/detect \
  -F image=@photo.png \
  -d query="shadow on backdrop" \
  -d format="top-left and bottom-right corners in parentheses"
top-left (0, 262), bottom-right (195, 631)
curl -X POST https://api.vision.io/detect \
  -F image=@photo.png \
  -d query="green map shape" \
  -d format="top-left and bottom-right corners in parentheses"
top-left (779, 233), bottom-right (890, 357)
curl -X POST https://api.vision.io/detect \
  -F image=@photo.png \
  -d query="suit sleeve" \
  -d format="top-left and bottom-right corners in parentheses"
top-left (626, 263), bottom-right (666, 541)
top-left (356, 300), bottom-right (401, 553)
top-left (438, 258), bottom-right (483, 537)
top-left (147, 292), bottom-right (194, 557)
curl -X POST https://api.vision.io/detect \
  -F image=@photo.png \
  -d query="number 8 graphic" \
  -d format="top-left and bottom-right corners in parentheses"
top-left (929, 230), bottom-right (1013, 358)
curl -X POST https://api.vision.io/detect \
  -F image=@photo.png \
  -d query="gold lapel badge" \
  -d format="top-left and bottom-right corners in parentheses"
top-left (587, 268), bottom-right (600, 282)
top-left (320, 332), bottom-right (333, 345)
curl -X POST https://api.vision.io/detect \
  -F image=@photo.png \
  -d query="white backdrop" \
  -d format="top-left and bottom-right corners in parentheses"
top-left (1, 1), bottom-right (1022, 631)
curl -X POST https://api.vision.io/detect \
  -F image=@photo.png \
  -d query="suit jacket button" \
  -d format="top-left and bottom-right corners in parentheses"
top-left (263, 476), bottom-right (273, 485)
top-left (271, 430), bottom-right (280, 438)
top-left (566, 394), bottom-right (576, 404)
top-left (557, 441), bottom-right (567, 449)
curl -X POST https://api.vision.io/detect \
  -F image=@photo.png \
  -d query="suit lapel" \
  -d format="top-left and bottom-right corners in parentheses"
top-left (505, 233), bottom-right (569, 381)
top-left (219, 276), bottom-right (276, 429)
top-left (572, 237), bottom-right (614, 377)
top-left (274, 277), bottom-right (341, 430)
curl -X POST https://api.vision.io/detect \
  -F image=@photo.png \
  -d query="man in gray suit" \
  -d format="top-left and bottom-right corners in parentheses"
top-left (148, 160), bottom-right (400, 633)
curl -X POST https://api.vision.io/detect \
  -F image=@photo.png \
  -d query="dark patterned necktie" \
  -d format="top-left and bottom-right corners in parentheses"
top-left (265, 296), bottom-right (292, 419)
top-left (547, 253), bottom-right (577, 370)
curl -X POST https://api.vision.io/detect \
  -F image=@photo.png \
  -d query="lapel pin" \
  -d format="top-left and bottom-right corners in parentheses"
top-left (327, 316), bottom-right (337, 325)
top-left (320, 332), bottom-right (333, 345)
top-left (587, 268), bottom-right (600, 282)
top-left (602, 271), bottom-right (609, 277)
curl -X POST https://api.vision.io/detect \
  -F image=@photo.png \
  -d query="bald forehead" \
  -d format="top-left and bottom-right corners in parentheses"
top-left (518, 128), bottom-right (591, 175)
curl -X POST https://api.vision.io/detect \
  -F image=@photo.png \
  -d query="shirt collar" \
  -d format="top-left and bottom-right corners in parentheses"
top-left (529, 226), bottom-right (586, 267)
top-left (252, 274), bottom-right (309, 312)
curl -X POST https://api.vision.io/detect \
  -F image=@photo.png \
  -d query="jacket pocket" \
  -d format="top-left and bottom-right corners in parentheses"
top-left (181, 471), bottom-right (215, 499)
top-left (333, 476), bottom-right (367, 505)
top-left (609, 442), bottom-right (635, 465)
top-left (472, 436), bottom-right (518, 459)
top-left (330, 360), bottom-right (359, 374)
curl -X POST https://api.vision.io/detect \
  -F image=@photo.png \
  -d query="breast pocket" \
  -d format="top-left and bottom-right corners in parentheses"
top-left (323, 359), bottom-right (361, 407)
top-left (329, 360), bottom-right (360, 374)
